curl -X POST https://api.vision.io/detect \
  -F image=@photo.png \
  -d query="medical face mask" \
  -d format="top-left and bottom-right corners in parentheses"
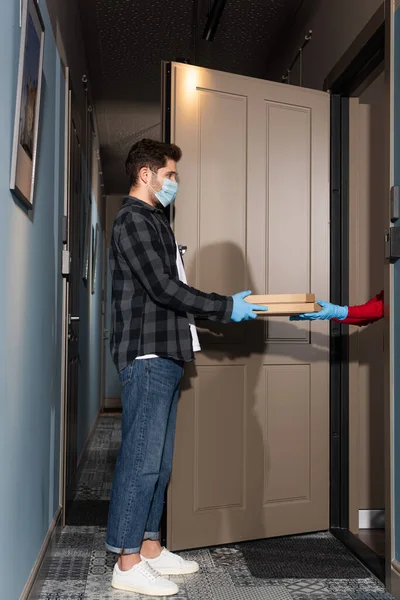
top-left (149, 172), bottom-right (178, 208)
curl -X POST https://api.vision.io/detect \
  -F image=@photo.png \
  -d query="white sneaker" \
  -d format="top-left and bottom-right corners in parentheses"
top-left (141, 547), bottom-right (200, 575)
top-left (111, 560), bottom-right (179, 596)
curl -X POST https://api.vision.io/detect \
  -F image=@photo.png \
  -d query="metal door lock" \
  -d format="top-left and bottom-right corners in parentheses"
top-left (384, 227), bottom-right (400, 261)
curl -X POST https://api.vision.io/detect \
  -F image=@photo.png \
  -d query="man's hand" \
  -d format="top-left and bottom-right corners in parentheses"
top-left (231, 291), bottom-right (268, 322)
top-left (290, 300), bottom-right (348, 321)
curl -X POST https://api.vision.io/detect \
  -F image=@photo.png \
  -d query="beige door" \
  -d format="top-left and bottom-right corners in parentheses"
top-left (166, 62), bottom-right (330, 550)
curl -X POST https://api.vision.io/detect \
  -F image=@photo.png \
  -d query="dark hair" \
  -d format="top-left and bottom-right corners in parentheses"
top-left (125, 138), bottom-right (182, 188)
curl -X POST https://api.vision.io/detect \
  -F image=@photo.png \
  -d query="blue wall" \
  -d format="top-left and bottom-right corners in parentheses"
top-left (0, 2), bottom-right (104, 597)
top-left (0, 1), bottom-right (64, 597)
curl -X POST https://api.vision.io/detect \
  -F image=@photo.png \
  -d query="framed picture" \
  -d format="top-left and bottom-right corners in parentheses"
top-left (91, 224), bottom-right (100, 295)
top-left (82, 198), bottom-right (92, 283)
top-left (10, 0), bottom-right (45, 209)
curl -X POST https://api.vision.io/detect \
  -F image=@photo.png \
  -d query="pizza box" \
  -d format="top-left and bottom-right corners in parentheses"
top-left (245, 293), bottom-right (316, 305)
top-left (253, 302), bottom-right (321, 316)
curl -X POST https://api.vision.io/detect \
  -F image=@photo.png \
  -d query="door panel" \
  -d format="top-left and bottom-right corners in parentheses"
top-left (167, 63), bottom-right (330, 550)
top-left (266, 104), bottom-right (311, 342)
top-left (264, 365), bottom-right (311, 504)
top-left (195, 365), bottom-right (246, 511)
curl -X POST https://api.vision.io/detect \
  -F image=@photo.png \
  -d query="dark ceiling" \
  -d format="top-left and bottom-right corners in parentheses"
top-left (78, 0), bottom-right (305, 193)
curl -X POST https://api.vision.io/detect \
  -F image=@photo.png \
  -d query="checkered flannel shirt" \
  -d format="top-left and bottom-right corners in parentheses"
top-left (110, 196), bottom-right (233, 371)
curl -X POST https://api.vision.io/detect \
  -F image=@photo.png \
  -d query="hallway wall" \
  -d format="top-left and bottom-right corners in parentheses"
top-left (0, 2), bottom-right (105, 598)
top-left (267, 0), bottom-right (383, 90)
top-left (45, 0), bottom-right (92, 149)
top-left (0, 1), bottom-right (65, 598)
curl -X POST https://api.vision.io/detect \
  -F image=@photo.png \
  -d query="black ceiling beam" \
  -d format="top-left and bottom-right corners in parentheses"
top-left (202, 0), bottom-right (227, 42)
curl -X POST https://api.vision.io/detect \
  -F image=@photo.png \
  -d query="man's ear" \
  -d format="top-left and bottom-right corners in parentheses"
top-left (139, 166), bottom-right (151, 184)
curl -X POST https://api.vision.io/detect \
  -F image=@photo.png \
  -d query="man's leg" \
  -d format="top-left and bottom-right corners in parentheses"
top-left (141, 379), bottom-right (180, 558)
top-left (106, 358), bottom-right (183, 566)
top-left (140, 363), bottom-right (199, 576)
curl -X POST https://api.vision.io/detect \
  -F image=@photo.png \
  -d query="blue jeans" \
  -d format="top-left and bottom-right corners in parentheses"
top-left (105, 358), bottom-right (184, 554)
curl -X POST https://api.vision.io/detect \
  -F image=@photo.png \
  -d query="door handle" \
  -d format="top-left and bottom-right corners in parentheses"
top-left (69, 315), bottom-right (80, 324)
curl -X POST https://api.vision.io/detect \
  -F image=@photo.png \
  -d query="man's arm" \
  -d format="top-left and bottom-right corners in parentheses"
top-left (116, 212), bottom-right (233, 322)
top-left (339, 290), bottom-right (384, 326)
top-left (290, 290), bottom-right (384, 326)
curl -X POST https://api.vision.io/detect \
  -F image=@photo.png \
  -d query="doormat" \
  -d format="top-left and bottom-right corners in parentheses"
top-left (239, 532), bottom-right (370, 579)
top-left (67, 500), bottom-right (110, 526)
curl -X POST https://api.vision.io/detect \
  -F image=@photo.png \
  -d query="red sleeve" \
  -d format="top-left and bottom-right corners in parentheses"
top-left (339, 290), bottom-right (384, 326)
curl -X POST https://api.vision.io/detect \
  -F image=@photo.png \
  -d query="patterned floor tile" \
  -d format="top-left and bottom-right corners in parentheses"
top-left (284, 579), bottom-right (331, 596)
top-left (43, 556), bottom-right (91, 581)
top-left (28, 417), bottom-right (397, 600)
top-left (210, 546), bottom-right (244, 568)
top-left (37, 594), bottom-right (85, 600)
top-left (346, 594), bottom-right (397, 600)
top-left (290, 596), bottom-right (340, 600)
top-left (213, 585), bottom-right (292, 599)
top-left (327, 578), bottom-right (384, 592)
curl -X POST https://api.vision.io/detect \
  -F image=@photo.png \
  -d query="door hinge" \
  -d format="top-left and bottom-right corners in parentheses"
top-left (62, 215), bottom-right (69, 244)
top-left (62, 250), bottom-right (71, 276)
top-left (391, 186), bottom-right (400, 222)
top-left (384, 227), bottom-right (400, 261)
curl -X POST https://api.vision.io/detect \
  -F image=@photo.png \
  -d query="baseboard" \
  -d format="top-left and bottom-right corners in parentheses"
top-left (331, 527), bottom-right (385, 582)
top-left (103, 396), bottom-right (121, 410)
top-left (390, 561), bottom-right (400, 599)
top-left (20, 505), bottom-right (62, 600)
top-left (359, 509), bottom-right (385, 529)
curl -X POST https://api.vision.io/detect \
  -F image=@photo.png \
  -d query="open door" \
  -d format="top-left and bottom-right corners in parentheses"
top-left (164, 62), bottom-right (331, 550)
top-left (384, 0), bottom-right (400, 596)
top-left (61, 84), bottom-right (83, 522)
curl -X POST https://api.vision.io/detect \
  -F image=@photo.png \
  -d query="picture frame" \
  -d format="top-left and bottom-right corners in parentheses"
top-left (82, 198), bottom-right (92, 283)
top-left (91, 224), bottom-right (100, 295)
top-left (10, 0), bottom-right (45, 209)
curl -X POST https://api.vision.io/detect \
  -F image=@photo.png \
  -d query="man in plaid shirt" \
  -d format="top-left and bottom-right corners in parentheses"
top-left (106, 138), bottom-right (267, 596)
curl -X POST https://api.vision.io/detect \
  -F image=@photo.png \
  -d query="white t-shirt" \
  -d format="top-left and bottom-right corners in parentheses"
top-left (136, 244), bottom-right (201, 360)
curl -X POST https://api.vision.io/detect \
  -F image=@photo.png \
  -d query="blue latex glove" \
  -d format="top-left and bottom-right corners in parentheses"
top-left (290, 300), bottom-right (348, 321)
top-left (231, 290), bottom-right (268, 322)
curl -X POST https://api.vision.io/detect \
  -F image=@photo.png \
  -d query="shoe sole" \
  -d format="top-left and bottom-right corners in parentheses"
top-left (112, 580), bottom-right (179, 596)
top-left (156, 564), bottom-right (200, 575)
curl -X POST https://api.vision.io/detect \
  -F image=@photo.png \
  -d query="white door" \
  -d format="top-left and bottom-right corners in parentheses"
top-left (165, 63), bottom-right (331, 550)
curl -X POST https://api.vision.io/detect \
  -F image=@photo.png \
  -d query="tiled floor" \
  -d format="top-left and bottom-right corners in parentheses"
top-left (29, 416), bottom-right (395, 599)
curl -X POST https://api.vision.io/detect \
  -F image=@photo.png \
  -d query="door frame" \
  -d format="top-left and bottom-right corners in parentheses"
top-left (60, 66), bottom-right (72, 526)
top-left (324, 5), bottom-right (386, 582)
top-left (60, 73), bottom-right (84, 524)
